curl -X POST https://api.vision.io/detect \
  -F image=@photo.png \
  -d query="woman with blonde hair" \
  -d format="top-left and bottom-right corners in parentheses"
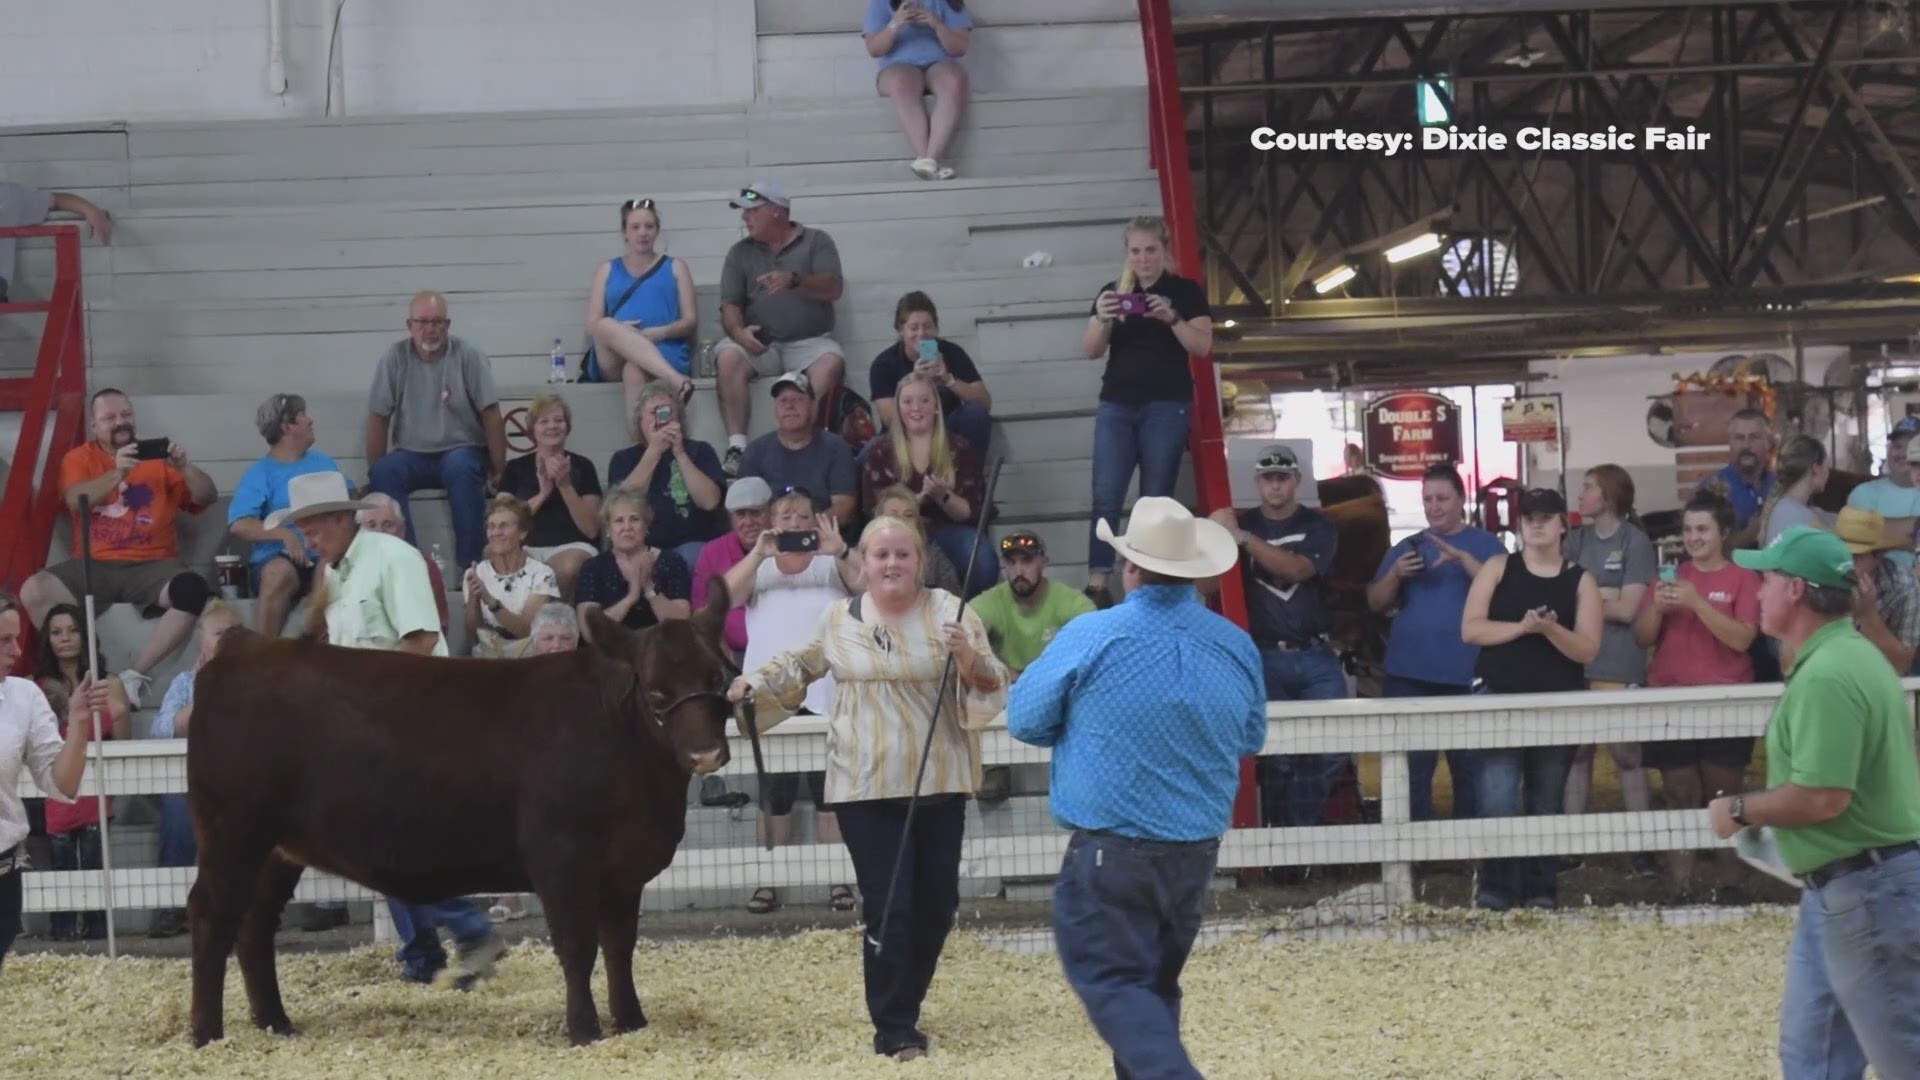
top-left (573, 488), bottom-right (693, 630)
top-left (862, 370), bottom-right (993, 595)
top-left (1757, 434), bottom-right (1832, 545)
top-left (462, 494), bottom-right (559, 657)
top-left (1081, 216), bottom-right (1212, 607)
top-left (729, 514), bottom-right (1006, 1061)
top-left (496, 393), bottom-right (602, 599)
top-left (872, 484), bottom-right (964, 595)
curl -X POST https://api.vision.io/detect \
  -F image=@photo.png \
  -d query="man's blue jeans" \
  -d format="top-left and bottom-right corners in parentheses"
top-left (1054, 829), bottom-right (1218, 1080)
top-left (1088, 400), bottom-right (1189, 573)
top-left (1256, 644), bottom-right (1349, 829)
top-left (388, 898), bottom-right (495, 979)
top-left (158, 794), bottom-right (197, 868)
top-left (1382, 676), bottom-right (1480, 822)
top-left (930, 522), bottom-right (998, 599)
top-left (367, 445), bottom-right (490, 568)
top-left (1473, 744), bottom-right (1577, 908)
top-left (1779, 848), bottom-right (1920, 1079)
top-left (945, 402), bottom-right (992, 455)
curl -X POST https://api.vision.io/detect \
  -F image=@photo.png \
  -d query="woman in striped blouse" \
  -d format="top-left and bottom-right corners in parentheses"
top-left (729, 513), bottom-right (1007, 1062)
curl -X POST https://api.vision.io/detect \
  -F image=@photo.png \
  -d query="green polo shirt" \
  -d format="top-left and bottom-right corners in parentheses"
top-left (323, 528), bottom-right (449, 656)
top-left (1766, 617), bottom-right (1920, 875)
top-left (967, 579), bottom-right (1096, 676)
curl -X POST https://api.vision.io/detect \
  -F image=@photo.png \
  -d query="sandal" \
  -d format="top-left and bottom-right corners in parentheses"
top-left (935, 164), bottom-right (955, 181)
top-left (747, 887), bottom-right (781, 914)
top-left (830, 884), bottom-right (857, 912)
top-left (677, 378), bottom-right (696, 408)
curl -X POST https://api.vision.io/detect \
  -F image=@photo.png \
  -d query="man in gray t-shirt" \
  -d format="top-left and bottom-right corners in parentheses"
top-left (712, 180), bottom-right (848, 479)
top-left (364, 290), bottom-right (506, 568)
top-left (0, 182), bottom-right (113, 301)
top-left (740, 374), bottom-right (857, 527)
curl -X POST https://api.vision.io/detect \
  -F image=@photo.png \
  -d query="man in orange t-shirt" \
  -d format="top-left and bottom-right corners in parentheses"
top-left (20, 389), bottom-right (218, 706)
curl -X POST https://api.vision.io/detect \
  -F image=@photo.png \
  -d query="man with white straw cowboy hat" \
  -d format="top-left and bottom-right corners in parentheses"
top-left (267, 471), bottom-right (502, 986)
top-left (1827, 505), bottom-right (1920, 675)
top-left (1008, 496), bottom-right (1266, 1080)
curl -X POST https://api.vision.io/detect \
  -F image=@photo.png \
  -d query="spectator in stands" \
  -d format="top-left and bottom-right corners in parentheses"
top-left (725, 490), bottom-right (861, 914)
top-left (1699, 407), bottom-right (1775, 547)
top-left (1843, 416), bottom-right (1920, 571)
top-left (146, 600), bottom-right (242, 938)
top-left (741, 373), bottom-right (858, 525)
top-left (574, 489), bottom-right (692, 630)
top-left (585, 197), bottom-right (699, 424)
top-left (0, 183), bottom-right (111, 302)
top-left (353, 493), bottom-right (450, 638)
top-left (1209, 445), bottom-right (1345, 831)
top-left (1758, 434), bottom-right (1833, 546)
top-left (462, 495), bottom-right (558, 658)
top-left (1365, 464), bottom-right (1506, 822)
top-left (1632, 491), bottom-right (1759, 896)
top-left (862, 371), bottom-right (994, 595)
top-left (497, 394), bottom-right (602, 600)
top-left (864, 0), bottom-right (972, 181)
top-left (528, 603), bottom-right (580, 655)
top-left (1462, 488), bottom-right (1602, 911)
top-left (729, 514), bottom-right (1005, 1062)
top-left (22, 388), bottom-right (218, 707)
top-left (1562, 465), bottom-right (1655, 867)
top-left (714, 182), bottom-right (847, 477)
top-left (227, 393), bottom-right (340, 635)
top-left (0, 591), bottom-right (109, 971)
top-left (365, 290), bottom-right (507, 570)
top-left (1834, 507), bottom-right (1920, 675)
top-left (34, 603), bottom-right (131, 941)
top-left (694, 477), bottom-right (773, 660)
top-left (871, 485), bottom-right (965, 594)
top-left (607, 380), bottom-right (726, 570)
top-left (1083, 217), bottom-right (1212, 608)
top-left (868, 291), bottom-right (992, 454)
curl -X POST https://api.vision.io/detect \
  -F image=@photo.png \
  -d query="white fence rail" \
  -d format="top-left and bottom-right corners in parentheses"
top-left (20, 680), bottom-right (1913, 921)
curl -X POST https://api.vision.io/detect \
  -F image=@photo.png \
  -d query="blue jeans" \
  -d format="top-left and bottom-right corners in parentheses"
top-left (1382, 676), bottom-right (1480, 822)
top-left (48, 826), bottom-right (104, 939)
top-left (671, 539), bottom-right (708, 577)
top-left (367, 445), bottom-right (490, 569)
top-left (387, 897), bottom-right (496, 978)
top-left (1473, 744), bottom-right (1577, 908)
top-left (1256, 644), bottom-right (1349, 829)
top-left (945, 403), bottom-right (992, 456)
top-left (1054, 829), bottom-right (1218, 1080)
top-left (929, 522), bottom-right (997, 599)
top-left (1088, 400), bottom-right (1190, 572)
top-left (158, 794), bottom-right (197, 868)
top-left (1779, 849), bottom-right (1920, 1079)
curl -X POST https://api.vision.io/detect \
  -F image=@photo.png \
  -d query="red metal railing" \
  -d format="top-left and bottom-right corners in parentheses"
top-left (0, 223), bottom-right (89, 601)
top-left (1136, 0), bottom-right (1261, 828)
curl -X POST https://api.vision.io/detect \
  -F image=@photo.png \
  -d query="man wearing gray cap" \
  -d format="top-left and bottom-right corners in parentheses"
top-left (714, 180), bottom-right (848, 477)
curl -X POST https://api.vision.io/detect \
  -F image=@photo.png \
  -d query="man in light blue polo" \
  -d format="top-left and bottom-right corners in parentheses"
top-left (1844, 416), bottom-right (1920, 570)
top-left (227, 393), bottom-right (339, 635)
top-left (1009, 497), bottom-right (1265, 1080)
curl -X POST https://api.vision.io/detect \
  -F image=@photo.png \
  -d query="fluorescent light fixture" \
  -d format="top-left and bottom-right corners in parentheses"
top-left (1384, 232), bottom-right (1443, 263)
top-left (1417, 76), bottom-right (1453, 126)
top-left (1312, 265), bottom-right (1356, 294)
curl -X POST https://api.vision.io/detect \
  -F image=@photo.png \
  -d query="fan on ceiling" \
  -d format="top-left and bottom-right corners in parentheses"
top-left (1707, 352), bottom-right (1797, 385)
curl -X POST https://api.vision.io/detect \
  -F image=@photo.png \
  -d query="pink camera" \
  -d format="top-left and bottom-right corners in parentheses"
top-left (1111, 293), bottom-right (1150, 317)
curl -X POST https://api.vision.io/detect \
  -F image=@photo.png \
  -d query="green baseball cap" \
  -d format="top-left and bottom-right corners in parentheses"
top-left (1732, 525), bottom-right (1857, 590)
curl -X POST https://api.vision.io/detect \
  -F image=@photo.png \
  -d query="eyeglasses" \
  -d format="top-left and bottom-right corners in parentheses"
top-left (407, 317), bottom-right (450, 328)
top-left (622, 197), bottom-right (657, 212)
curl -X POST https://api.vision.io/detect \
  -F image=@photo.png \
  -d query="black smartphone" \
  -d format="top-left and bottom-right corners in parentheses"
top-left (776, 530), bottom-right (820, 554)
top-left (134, 437), bottom-right (171, 461)
top-left (652, 404), bottom-right (673, 425)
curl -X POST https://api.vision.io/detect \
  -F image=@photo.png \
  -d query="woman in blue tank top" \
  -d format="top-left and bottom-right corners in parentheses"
top-left (586, 198), bottom-right (699, 433)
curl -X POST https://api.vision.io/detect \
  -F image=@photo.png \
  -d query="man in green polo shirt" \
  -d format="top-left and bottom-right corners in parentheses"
top-left (1713, 525), bottom-right (1920, 1079)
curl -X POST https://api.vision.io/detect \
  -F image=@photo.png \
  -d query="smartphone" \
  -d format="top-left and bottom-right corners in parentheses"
top-left (776, 530), bottom-right (820, 554)
top-left (1112, 293), bottom-right (1150, 317)
top-left (916, 338), bottom-right (940, 363)
top-left (652, 404), bottom-right (673, 425)
top-left (134, 437), bottom-right (171, 461)
top-left (1659, 564), bottom-right (1678, 583)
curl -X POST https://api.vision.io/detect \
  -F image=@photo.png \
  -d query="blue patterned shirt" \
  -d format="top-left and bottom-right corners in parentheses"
top-left (1007, 584), bottom-right (1267, 842)
top-left (150, 672), bottom-right (194, 739)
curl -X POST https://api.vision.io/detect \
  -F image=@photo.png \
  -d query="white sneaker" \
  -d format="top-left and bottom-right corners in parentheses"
top-left (117, 669), bottom-right (150, 709)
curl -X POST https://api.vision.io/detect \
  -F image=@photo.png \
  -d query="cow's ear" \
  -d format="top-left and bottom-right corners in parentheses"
top-left (692, 578), bottom-right (730, 645)
top-left (582, 606), bottom-right (640, 661)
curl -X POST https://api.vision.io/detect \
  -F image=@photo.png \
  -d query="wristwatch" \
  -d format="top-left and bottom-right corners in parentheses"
top-left (1729, 795), bottom-right (1749, 827)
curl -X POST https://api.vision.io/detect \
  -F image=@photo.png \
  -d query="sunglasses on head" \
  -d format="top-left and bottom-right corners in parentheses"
top-left (780, 484), bottom-right (812, 499)
top-left (622, 197), bottom-right (656, 211)
top-left (999, 535), bottom-right (1041, 554)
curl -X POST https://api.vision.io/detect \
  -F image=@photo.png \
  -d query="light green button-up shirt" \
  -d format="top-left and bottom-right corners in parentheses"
top-left (324, 527), bottom-right (448, 656)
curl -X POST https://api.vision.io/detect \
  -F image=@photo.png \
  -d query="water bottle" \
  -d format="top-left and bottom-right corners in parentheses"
top-left (548, 338), bottom-right (568, 384)
top-left (429, 543), bottom-right (451, 588)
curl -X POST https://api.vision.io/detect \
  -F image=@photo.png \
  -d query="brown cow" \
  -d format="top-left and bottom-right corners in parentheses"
top-left (184, 587), bottom-right (737, 1047)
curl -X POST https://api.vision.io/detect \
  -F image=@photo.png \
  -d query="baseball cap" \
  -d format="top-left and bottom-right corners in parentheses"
top-left (730, 180), bottom-right (790, 210)
top-left (1893, 415), bottom-right (1920, 440)
top-left (768, 372), bottom-right (813, 399)
top-left (1734, 525), bottom-right (1857, 589)
top-left (1516, 487), bottom-right (1567, 516)
top-left (1254, 445), bottom-right (1300, 476)
top-left (998, 530), bottom-right (1046, 559)
top-left (1905, 433), bottom-right (1920, 463)
top-left (724, 476), bottom-right (773, 511)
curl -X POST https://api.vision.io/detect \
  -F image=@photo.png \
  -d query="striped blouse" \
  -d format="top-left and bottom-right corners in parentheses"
top-left (745, 587), bottom-right (1008, 804)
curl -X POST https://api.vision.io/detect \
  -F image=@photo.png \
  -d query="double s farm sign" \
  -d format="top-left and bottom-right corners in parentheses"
top-left (1363, 391), bottom-right (1463, 480)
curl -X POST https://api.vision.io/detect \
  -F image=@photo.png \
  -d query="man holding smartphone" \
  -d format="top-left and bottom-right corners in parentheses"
top-left (21, 389), bottom-right (218, 707)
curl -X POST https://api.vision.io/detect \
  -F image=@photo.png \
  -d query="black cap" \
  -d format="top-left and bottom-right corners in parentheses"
top-left (1254, 445), bottom-right (1300, 476)
top-left (999, 530), bottom-right (1046, 558)
top-left (1517, 487), bottom-right (1567, 516)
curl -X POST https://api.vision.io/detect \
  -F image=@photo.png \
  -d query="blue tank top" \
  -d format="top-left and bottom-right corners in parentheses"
top-left (604, 255), bottom-right (690, 375)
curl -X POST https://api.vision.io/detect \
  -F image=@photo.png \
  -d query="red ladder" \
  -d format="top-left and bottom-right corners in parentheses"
top-left (0, 223), bottom-right (89, 604)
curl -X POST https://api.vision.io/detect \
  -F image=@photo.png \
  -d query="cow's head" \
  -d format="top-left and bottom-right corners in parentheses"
top-left (584, 582), bottom-right (735, 776)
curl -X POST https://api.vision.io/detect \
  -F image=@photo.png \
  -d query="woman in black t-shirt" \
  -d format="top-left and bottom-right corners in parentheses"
top-left (1079, 216), bottom-right (1212, 607)
top-left (497, 394), bottom-right (603, 599)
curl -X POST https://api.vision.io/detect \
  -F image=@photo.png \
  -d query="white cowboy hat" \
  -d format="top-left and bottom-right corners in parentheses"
top-left (263, 471), bottom-right (370, 529)
top-left (1097, 496), bottom-right (1239, 579)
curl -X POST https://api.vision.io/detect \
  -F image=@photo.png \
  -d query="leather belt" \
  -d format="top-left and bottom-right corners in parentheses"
top-left (1255, 636), bottom-right (1329, 652)
top-left (1805, 841), bottom-right (1920, 889)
